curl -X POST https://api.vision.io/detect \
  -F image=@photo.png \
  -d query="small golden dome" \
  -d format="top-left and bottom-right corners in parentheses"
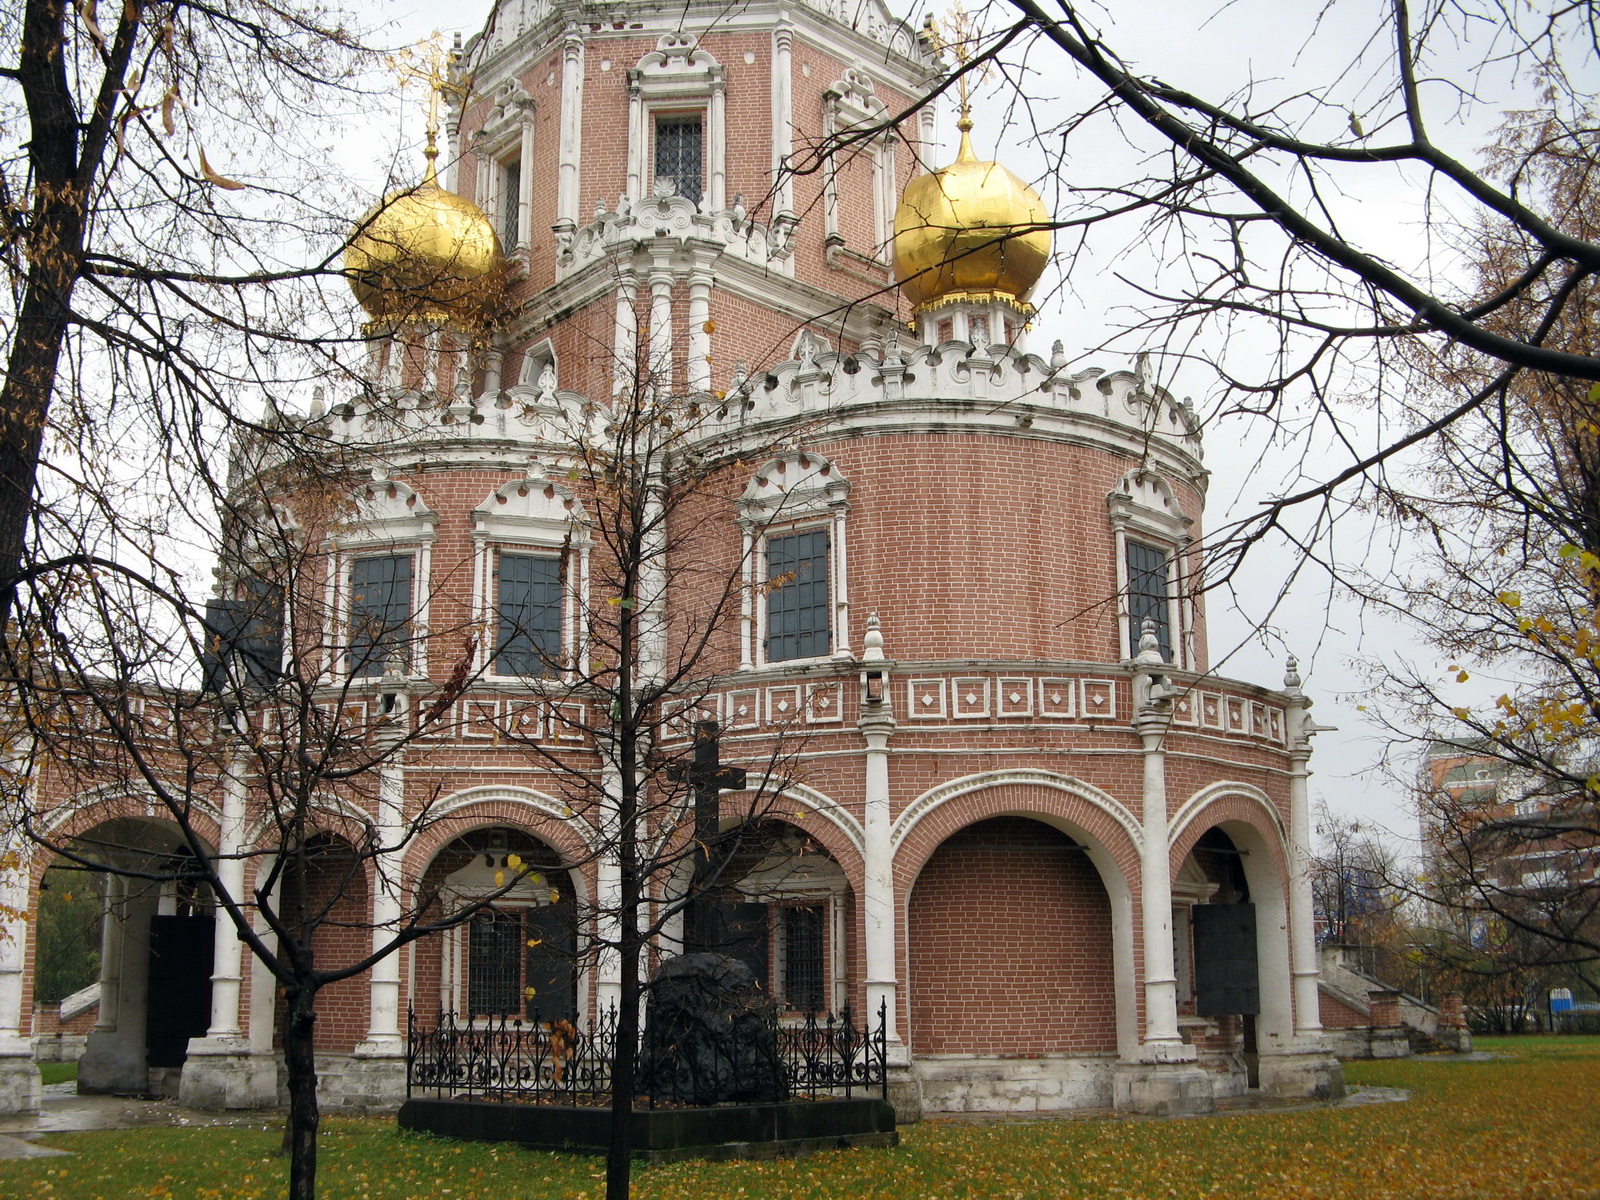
top-left (891, 120), bottom-right (1052, 316)
top-left (345, 143), bottom-right (505, 330)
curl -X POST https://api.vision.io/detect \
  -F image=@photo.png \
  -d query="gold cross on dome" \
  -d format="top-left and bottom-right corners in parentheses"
top-left (387, 33), bottom-right (465, 173)
top-left (922, 4), bottom-right (985, 130)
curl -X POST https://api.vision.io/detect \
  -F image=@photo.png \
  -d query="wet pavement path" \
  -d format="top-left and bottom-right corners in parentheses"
top-left (0, 1081), bottom-right (278, 1159)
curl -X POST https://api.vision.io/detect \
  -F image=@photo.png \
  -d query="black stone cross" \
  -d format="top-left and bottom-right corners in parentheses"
top-left (670, 720), bottom-right (746, 953)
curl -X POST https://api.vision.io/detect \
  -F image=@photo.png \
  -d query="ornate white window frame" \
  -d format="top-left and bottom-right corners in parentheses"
top-left (732, 847), bottom-right (851, 1015)
top-left (627, 34), bottom-right (726, 211)
top-left (472, 464), bottom-right (591, 680)
top-left (472, 79), bottom-right (536, 257)
top-left (328, 473), bottom-right (438, 681)
top-left (1106, 469), bottom-right (1195, 670)
top-left (736, 452), bottom-right (852, 668)
top-left (822, 67), bottom-right (895, 268)
top-left (437, 838), bottom-right (569, 1024)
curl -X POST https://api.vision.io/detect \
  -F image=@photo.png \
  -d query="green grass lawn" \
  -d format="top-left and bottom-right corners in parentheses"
top-left (37, 1063), bottom-right (76, 1087)
top-left (8, 1038), bottom-right (1599, 1200)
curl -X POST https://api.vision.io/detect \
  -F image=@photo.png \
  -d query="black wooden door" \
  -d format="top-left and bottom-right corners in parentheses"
top-left (1192, 902), bottom-right (1260, 1016)
top-left (144, 914), bottom-right (215, 1068)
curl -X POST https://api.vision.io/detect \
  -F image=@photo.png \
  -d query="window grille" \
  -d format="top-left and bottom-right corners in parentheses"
top-left (468, 911), bottom-right (524, 1017)
top-left (766, 529), bottom-right (830, 661)
top-left (654, 115), bottom-right (704, 203)
top-left (500, 159), bottom-right (521, 248)
top-left (782, 905), bottom-right (826, 1013)
top-left (348, 554), bottom-right (413, 677)
top-left (1126, 540), bottom-right (1172, 659)
top-left (495, 553), bottom-right (562, 675)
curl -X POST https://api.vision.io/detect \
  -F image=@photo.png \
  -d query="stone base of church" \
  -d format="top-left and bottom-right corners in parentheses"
top-left (1112, 1059), bottom-right (1215, 1116)
top-left (884, 1054), bottom-right (924, 1124)
top-left (78, 1029), bottom-right (149, 1094)
top-left (0, 1042), bottom-right (41, 1115)
top-left (178, 1038), bottom-right (279, 1110)
top-left (325, 1045), bottom-right (407, 1112)
top-left (914, 1053), bottom-right (1116, 1113)
top-left (1257, 1051), bottom-right (1346, 1102)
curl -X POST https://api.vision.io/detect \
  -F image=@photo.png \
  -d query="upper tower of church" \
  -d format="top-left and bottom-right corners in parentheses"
top-left (445, 0), bottom-right (931, 398)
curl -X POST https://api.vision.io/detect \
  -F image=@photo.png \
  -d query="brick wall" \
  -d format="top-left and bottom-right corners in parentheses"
top-left (906, 816), bottom-right (1117, 1055)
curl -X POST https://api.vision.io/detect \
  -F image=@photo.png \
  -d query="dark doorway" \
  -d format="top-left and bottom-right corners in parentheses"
top-left (145, 914), bottom-right (214, 1068)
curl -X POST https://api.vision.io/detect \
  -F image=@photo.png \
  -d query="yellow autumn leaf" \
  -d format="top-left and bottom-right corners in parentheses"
top-left (198, 147), bottom-right (246, 190)
top-left (494, 869), bottom-right (505, 887)
top-left (506, 853), bottom-right (523, 870)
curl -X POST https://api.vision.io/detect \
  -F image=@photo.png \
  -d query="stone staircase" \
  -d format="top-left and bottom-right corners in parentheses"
top-left (1318, 946), bottom-right (1471, 1059)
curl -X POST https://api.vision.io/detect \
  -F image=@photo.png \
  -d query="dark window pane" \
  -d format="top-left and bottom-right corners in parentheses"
top-left (347, 554), bottom-right (412, 677)
top-left (783, 905), bottom-right (825, 1013)
top-left (766, 529), bottom-right (830, 661)
top-left (1126, 540), bottom-right (1172, 660)
top-left (500, 159), bottom-right (521, 248)
top-left (468, 910), bottom-right (524, 1017)
top-left (496, 553), bottom-right (562, 675)
top-left (654, 115), bottom-right (703, 203)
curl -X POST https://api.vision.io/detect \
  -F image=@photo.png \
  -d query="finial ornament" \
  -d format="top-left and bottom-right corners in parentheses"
top-left (1135, 617), bottom-right (1167, 665)
top-left (862, 612), bottom-right (886, 662)
top-left (1284, 655), bottom-right (1303, 693)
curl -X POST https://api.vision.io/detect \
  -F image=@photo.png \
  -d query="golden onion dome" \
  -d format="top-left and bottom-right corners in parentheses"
top-left (344, 141), bottom-right (505, 330)
top-left (891, 118), bottom-right (1052, 316)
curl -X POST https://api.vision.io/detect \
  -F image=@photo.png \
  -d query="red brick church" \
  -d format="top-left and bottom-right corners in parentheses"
top-left (0, 0), bottom-right (1344, 1119)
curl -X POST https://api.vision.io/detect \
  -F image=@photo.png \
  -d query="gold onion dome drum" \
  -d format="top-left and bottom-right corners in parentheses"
top-left (891, 121), bottom-right (1052, 315)
top-left (344, 147), bottom-right (505, 330)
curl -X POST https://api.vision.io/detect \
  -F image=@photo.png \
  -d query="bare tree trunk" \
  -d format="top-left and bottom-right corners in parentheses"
top-left (606, 923), bottom-right (641, 1200)
top-left (282, 984), bottom-right (322, 1200)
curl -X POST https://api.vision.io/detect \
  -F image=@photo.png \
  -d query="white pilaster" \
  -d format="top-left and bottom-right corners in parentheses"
top-left (1284, 658), bottom-right (1324, 1040)
top-left (558, 26), bottom-right (584, 227)
top-left (771, 22), bottom-right (794, 223)
top-left (859, 699), bottom-right (897, 1039)
top-left (1136, 707), bottom-right (1182, 1049)
top-left (687, 263), bottom-right (713, 392)
top-left (0, 840), bottom-right (40, 1114)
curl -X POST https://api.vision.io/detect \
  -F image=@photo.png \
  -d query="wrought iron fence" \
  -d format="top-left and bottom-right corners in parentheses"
top-left (406, 1007), bottom-right (617, 1106)
top-left (406, 999), bottom-right (888, 1106)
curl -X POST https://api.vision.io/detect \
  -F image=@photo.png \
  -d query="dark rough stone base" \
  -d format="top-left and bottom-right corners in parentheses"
top-left (398, 1096), bottom-right (898, 1161)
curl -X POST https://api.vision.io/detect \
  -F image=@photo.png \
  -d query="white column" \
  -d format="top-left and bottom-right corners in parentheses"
top-left (364, 755), bottom-right (405, 1047)
top-left (594, 765), bottom-right (624, 1014)
top-left (709, 76), bottom-right (727, 213)
top-left (1136, 705), bottom-right (1183, 1048)
top-left (558, 27), bottom-right (584, 227)
top-left (647, 264), bottom-right (674, 388)
top-left (739, 527), bottom-right (755, 669)
top-left (204, 751), bottom-right (248, 1037)
top-left (686, 264), bottom-right (713, 392)
top-left (1284, 659), bottom-right (1324, 1040)
top-left (860, 703), bottom-right (898, 1039)
top-left (771, 23), bottom-right (794, 216)
top-left (626, 76), bottom-right (644, 202)
top-left (831, 509), bottom-right (851, 658)
top-left (613, 270), bottom-right (638, 396)
top-left (94, 875), bottom-right (125, 1034)
top-left (0, 846), bottom-right (32, 1042)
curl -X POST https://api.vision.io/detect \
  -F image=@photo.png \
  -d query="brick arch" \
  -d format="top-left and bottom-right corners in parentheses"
top-left (1169, 785), bottom-right (1290, 887)
top-left (720, 784), bottom-right (866, 895)
top-left (39, 787), bottom-right (222, 853)
top-left (893, 776), bottom-right (1141, 896)
top-left (401, 789), bottom-right (597, 908)
top-left (1168, 786), bottom-right (1296, 1046)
